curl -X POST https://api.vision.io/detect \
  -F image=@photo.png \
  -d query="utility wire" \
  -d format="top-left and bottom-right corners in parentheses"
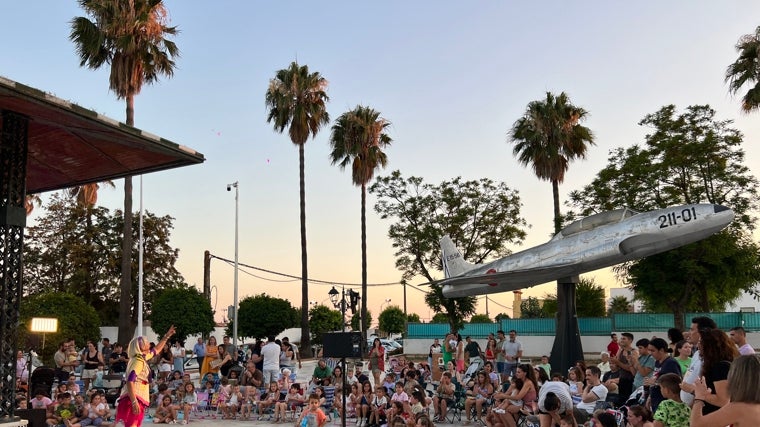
top-left (210, 253), bottom-right (403, 287)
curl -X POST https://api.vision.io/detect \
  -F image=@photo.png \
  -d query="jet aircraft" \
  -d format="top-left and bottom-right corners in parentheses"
top-left (438, 204), bottom-right (734, 298)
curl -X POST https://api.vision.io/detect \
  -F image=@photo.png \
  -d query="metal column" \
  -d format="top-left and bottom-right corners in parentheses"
top-left (0, 110), bottom-right (29, 420)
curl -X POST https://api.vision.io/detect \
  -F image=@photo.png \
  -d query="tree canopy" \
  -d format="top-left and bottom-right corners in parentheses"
top-left (19, 292), bottom-right (101, 364)
top-left (308, 305), bottom-right (343, 345)
top-left (235, 294), bottom-right (298, 340)
top-left (470, 314), bottom-right (492, 323)
top-left (378, 306), bottom-right (406, 335)
top-left (726, 26), bottom-right (760, 113)
top-left (567, 104), bottom-right (760, 329)
top-left (370, 171), bottom-right (528, 332)
top-left (541, 277), bottom-right (607, 318)
top-left (23, 192), bottom-right (189, 325)
top-left (149, 287), bottom-right (215, 344)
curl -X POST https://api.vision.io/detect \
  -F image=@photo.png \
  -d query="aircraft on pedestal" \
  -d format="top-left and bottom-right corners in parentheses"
top-left (437, 204), bottom-right (734, 298)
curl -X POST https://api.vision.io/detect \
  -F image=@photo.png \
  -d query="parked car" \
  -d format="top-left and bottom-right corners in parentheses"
top-left (366, 338), bottom-right (402, 352)
top-left (183, 355), bottom-right (201, 381)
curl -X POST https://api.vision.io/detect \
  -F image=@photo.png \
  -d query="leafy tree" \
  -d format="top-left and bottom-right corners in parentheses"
top-left (71, 0), bottom-right (180, 346)
top-left (520, 297), bottom-right (547, 319)
top-left (541, 278), bottom-right (606, 317)
top-left (378, 306), bottom-right (406, 335)
top-left (431, 313), bottom-right (449, 324)
top-left (19, 293), bottom-right (101, 364)
top-left (330, 106), bottom-right (392, 335)
top-left (265, 62), bottom-right (330, 357)
top-left (608, 296), bottom-right (632, 315)
top-left (371, 171), bottom-right (528, 333)
top-left (470, 314), bottom-right (492, 323)
top-left (407, 313), bottom-right (421, 323)
top-left (23, 194), bottom-right (189, 325)
top-left (233, 294), bottom-right (299, 340)
top-left (568, 104), bottom-right (760, 329)
top-left (494, 313), bottom-right (511, 322)
top-left (149, 288), bottom-right (215, 344)
top-left (726, 26), bottom-right (760, 112)
top-left (308, 305), bottom-right (343, 345)
top-left (350, 310), bottom-right (373, 332)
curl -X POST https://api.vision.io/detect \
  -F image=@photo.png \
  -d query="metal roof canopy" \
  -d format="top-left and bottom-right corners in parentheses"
top-left (0, 76), bottom-right (205, 193)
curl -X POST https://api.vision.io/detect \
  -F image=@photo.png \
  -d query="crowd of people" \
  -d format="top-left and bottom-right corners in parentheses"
top-left (15, 319), bottom-right (760, 427)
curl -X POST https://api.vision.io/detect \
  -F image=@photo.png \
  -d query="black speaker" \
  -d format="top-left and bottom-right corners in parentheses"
top-left (322, 332), bottom-right (362, 358)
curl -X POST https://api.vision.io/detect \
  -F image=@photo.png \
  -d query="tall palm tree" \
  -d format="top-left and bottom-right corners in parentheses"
top-left (328, 106), bottom-right (392, 335)
top-left (265, 62), bottom-right (330, 356)
top-left (509, 91), bottom-right (594, 374)
top-left (509, 91), bottom-right (594, 234)
top-left (726, 26), bottom-right (760, 112)
top-left (70, 0), bottom-right (179, 345)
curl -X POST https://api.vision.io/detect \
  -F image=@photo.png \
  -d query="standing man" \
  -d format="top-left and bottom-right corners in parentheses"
top-left (679, 316), bottom-right (717, 406)
top-left (428, 338), bottom-right (442, 369)
top-left (495, 330), bottom-right (508, 383)
top-left (614, 332), bottom-right (635, 400)
top-left (101, 338), bottom-right (113, 372)
top-left (54, 341), bottom-right (78, 383)
top-left (645, 337), bottom-right (681, 414)
top-left (729, 326), bottom-right (755, 355)
top-left (261, 336), bottom-right (281, 384)
top-left (607, 333), bottom-right (619, 358)
top-left (501, 329), bottom-right (522, 380)
top-left (193, 337), bottom-right (206, 373)
top-left (631, 338), bottom-right (655, 391)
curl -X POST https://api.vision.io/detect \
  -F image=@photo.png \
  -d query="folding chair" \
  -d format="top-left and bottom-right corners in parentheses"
top-left (193, 391), bottom-right (210, 419)
top-left (447, 387), bottom-right (466, 423)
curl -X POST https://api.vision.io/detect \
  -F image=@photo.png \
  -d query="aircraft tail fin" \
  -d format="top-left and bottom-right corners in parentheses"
top-left (440, 235), bottom-right (476, 278)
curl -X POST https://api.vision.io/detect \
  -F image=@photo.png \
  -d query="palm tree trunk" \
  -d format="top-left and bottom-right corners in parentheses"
top-left (118, 95), bottom-right (135, 345)
top-left (119, 175), bottom-right (133, 344)
top-left (298, 143), bottom-right (311, 357)
top-left (552, 179), bottom-right (561, 234)
top-left (360, 183), bottom-right (368, 337)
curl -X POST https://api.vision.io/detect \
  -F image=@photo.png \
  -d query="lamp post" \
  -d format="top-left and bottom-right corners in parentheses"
top-left (381, 298), bottom-right (391, 311)
top-left (227, 181), bottom-right (239, 347)
top-left (328, 285), bottom-right (348, 427)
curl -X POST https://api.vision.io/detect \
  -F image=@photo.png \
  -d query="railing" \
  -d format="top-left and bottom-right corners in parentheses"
top-left (406, 311), bottom-right (760, 338)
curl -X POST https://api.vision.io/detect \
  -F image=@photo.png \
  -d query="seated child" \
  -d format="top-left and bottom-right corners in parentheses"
top-left (220, 384), bottom-right (243, 420)
top-left (153, 395), bottom-right (178, 424)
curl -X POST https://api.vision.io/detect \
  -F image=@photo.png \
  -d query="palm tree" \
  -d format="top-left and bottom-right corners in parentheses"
top-left (509, 91), bottom-right (594, 373)
top-left (726, 26), bottom-right (760, 112)
top-left (509, 91), bottom-right (595, 234)
top-left (70, 0), bottom-right (179, 345)
top-left (328, 106), bottom-right (392, 335)
top-left (265, 62), bottom-right (330, 356)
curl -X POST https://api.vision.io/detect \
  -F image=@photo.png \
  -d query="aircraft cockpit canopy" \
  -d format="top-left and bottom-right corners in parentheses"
top-left (554, 207), bottom-right (640, 239)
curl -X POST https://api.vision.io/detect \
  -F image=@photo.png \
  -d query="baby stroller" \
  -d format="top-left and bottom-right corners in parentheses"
top-left (462, 357), bottom-right (483, 385)
top-left (29, 366), bottom-right (56, 398)
top-left (98, 374), bottom-right (124, 405)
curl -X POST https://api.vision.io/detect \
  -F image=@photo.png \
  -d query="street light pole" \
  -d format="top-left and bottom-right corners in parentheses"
top-left (328, 285), bottom-right (348, 427)
top-left (227, 181), bottom-right (239, 347)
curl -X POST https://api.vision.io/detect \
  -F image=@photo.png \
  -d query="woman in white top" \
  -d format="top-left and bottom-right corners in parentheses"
top-left (171, 341), bottom-right (186, 373)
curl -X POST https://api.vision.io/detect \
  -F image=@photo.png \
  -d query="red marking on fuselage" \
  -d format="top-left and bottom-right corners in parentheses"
top-left (487, 268), bottom-right (498, 286)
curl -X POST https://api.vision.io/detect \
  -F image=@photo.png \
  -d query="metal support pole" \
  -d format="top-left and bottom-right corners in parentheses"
top-left (0, 110), bottom-right (29, 421)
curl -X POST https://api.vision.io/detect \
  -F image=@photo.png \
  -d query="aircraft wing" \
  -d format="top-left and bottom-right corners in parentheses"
top-left (439, 263), bottom-right (580, 298)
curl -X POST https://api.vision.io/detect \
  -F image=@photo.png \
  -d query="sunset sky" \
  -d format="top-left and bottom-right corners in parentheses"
top-left (3, 1), bottom-right (760, 323)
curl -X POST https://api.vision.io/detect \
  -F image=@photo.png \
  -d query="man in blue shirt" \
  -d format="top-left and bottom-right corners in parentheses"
top-left (193, 337), bottom-right (206, 372)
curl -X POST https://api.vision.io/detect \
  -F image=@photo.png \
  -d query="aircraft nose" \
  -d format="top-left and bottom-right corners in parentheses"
top-left (714, 205), bottom-right (731, 213)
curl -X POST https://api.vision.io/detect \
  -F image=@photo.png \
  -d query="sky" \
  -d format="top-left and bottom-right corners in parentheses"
top-left (2, 1), bottom-right (760, 324)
